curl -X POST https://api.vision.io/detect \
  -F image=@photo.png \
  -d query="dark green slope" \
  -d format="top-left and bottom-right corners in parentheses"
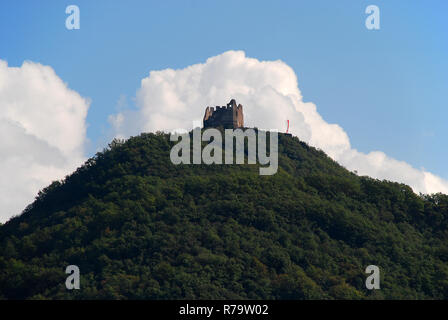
top-left (1, 131), bottom-right (447, 299)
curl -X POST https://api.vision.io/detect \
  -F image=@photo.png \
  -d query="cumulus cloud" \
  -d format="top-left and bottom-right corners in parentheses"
top-left (0, 60), bottom-right (89, 223)
top-left (109, 50), bottom-right (448, 195)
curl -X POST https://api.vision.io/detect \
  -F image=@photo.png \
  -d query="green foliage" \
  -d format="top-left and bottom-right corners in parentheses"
top-left (0, 131), bottom-right (447, 299)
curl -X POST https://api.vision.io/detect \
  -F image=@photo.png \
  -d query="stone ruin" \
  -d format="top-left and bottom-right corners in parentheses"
top-left (203, 99), bottom-right (244, 129)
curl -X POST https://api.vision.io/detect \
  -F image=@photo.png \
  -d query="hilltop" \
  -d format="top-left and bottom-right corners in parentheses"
top-left (0, 130), bottom-right (447, 299)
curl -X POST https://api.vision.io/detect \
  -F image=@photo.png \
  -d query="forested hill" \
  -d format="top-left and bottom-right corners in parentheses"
top-left (0, 131), bottom-right (447, 299)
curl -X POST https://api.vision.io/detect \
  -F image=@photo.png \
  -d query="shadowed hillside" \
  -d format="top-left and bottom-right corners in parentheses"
top-left (1, 130), bottom-right (447, 299)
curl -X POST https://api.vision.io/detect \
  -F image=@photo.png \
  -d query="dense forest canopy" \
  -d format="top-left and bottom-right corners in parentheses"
top-left (0, 130), bottom-right (447, 299)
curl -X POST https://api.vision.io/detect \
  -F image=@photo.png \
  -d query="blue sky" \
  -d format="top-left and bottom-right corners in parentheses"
top-left (1, 0), bottom-right (447, 180)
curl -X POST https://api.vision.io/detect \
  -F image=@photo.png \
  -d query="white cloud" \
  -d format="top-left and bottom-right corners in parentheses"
top-left (0, 60), bottom-right (89, 223)
top-left (110, 50), bottom-right (448, 195)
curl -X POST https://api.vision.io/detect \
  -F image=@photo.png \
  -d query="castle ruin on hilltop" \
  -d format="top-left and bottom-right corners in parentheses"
top-left (203, 99), bottom-right (244, 129)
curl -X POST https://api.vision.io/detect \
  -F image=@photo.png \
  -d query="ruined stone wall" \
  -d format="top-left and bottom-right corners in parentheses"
top-left (203, 99), bottom-right (244, 129)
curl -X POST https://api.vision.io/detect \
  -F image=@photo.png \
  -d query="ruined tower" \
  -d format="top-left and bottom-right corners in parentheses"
top-left (203, 99), bottom-right (244, 129)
